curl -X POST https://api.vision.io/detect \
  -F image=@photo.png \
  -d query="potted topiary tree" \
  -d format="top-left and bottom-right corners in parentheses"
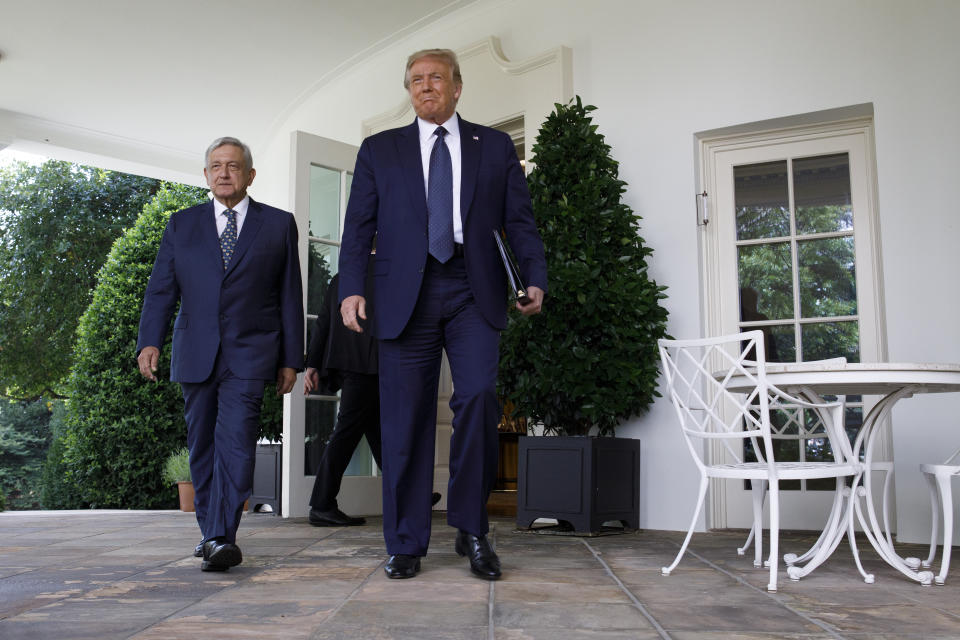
top-left (499, 97), bottom-right (669, 534)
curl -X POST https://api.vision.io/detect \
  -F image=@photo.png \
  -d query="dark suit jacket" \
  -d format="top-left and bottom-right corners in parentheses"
top-left (137, 197), bottom-right (304, 383)
top-left (305, 270), bottom-right (377, 394)
top-left (338, 115), bottom-right (547, 340)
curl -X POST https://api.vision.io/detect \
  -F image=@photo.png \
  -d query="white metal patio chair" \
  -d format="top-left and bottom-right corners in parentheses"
top-left (917, 446), bottom-right (960, 584)
top-left (658, 331), bottom-right (863, 592)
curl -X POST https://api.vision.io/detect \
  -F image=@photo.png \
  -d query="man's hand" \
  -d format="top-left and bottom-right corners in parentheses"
top-left (517, 286), bottom-right (545, 316)
top-left (303, 367), bottom-right (320, 394)
top-left (340, 295), bottom-right (367, 333)
top-left (276, 367), bottom-right (297, 395)
top-left (137, 346), bottom-right (161, 382)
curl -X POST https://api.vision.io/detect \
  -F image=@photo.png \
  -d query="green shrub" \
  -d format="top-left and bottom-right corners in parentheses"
top-left (0, 398), bottom-right (56, 509)
top-left (162, 447), bottom-right (191, 484)
top-left (498, 97), bottom-right (669, 436)
top-left (40, 400), bottom-right (85, 509)
top-left (62, 185), bottom-right (207, 509)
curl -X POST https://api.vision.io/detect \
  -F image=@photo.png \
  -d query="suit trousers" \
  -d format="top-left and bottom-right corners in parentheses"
top-left (378, 254), bottom-right (501, 556)
top-left (181, 351), bottom-right (265, 544)
top-left (309, 372), bottom-right (383, 510)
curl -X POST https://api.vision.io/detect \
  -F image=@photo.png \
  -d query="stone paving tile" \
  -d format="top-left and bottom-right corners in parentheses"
top-left (171, 596), bottom-right (340, 625)
top-left (495, 629), bottom-right (661, 639)
top-left (648, 602), bottom-right (826, 634)
top-left (494, 601), bottom-right (654, 632)
top-left (331, 600), bottom-right (489, 629)
top-left (352, 571), bottom-right (488, 601)
top-left (311, 624), bottom-right (490, 640)
top-left (792, 603), bottom-right (960, 635)
top-left (0, 618), bottom-right (148, 639)
top-left (495, 581), bottom-right (630, 604)
top-left (133, 620), bottom-right (318, 639)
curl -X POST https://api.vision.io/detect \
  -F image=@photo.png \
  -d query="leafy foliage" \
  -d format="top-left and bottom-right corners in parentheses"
top-left (39, 400), bottom-right (84, 509)
top-left (0, 398), bottom-right (56, 509)
top-left (498, 97), bottom-right (669, 437)
top-left (162, 447), bottom-right (191, 484)
top-left (0, 161), bottom-right (164, 399)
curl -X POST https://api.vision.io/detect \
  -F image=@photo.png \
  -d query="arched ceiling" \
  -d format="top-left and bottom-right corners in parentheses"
top-left (0, 0), bottom-right (476, 181)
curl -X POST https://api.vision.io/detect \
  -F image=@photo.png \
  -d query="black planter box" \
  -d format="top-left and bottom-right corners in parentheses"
top-left (517, 435), bottom-right (640, 534)
top-left (250, 443), bottom-right (282, 515)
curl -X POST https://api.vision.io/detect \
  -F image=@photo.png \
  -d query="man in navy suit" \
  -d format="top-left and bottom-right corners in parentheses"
top-left (137, 137), bottom-right (303, 572)
top-left (339, 49), bottom-right (547, 580)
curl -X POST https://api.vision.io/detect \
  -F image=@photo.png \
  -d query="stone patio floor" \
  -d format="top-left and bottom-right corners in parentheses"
top-left (1, 510), bottom-right (959, 639)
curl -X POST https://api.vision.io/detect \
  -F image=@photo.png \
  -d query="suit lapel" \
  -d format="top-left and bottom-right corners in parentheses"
top-left (459, 115), bottom-right (480, 223)
top-left (225, 197), bottom-right (264, 276)
top-left (398, 120), bottom-right (428, 226)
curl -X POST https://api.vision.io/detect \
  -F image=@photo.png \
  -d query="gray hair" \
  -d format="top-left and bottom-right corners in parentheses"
top-left (403, 48), bottom-right (462, 89)
top-left (205, 137), bottom-right (253, 171)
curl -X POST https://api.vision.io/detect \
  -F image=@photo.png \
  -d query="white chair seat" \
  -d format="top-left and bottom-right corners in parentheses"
top-left (709, 461), bottom-right (861, 480)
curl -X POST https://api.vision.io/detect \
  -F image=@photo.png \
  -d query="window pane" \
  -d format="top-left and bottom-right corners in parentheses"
top-left (801, 321), bottom-right (860, 363)
top-left (798, 237), bottom-right (857, 318)
top-left (794, 154), bottom-right (852, 234)
top-left (737, 323), bottom-right (795, 362)
top-left (309, 165), bottom-right (341, 240)
top-left (305, 397), bottom-right (338, 475)
top-left (307, 241), bottom-right (338, 316)
top-left (738, 243), bottom-right (793, 320)
top-left (344, 436), bottom-right (377, 477)
top-left (734, 160), bottom-right (790, 240)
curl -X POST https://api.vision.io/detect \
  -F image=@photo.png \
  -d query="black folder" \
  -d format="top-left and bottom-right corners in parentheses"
top-left (492, 229), bottom-right (530, 304)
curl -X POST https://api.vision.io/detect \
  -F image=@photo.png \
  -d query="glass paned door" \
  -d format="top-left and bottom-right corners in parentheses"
top-left (285, 131), bottom-right (377, 518)
top-left (707, 123), bottom-right (883, 530)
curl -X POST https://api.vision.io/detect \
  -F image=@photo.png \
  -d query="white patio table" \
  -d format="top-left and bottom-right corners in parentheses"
top-left (727, 361), bottom-right (960, 585)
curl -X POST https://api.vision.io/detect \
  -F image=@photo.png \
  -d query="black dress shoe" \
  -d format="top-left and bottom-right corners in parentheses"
top-left (309, 507), bottom-right (366, 526)
top-left (201, 539), bottom-right (243, 572)
top-left (431, 492), bottom-right (442, 506)
top-left (384, 554), bottom-right (421, 579)
top-left (193, 542), bottom-right (203, 558)
top-left (455, 530), bottom-right (501, 580)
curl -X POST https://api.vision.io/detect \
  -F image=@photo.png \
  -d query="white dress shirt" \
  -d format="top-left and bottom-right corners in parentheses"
top-left (213, 195), bottom-right (250, 237)
top-left (417, 114), bottom-right (463, 244)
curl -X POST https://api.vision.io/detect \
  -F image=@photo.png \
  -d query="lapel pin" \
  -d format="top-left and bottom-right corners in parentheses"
top-left (473, 135), bottom-right (479, 141)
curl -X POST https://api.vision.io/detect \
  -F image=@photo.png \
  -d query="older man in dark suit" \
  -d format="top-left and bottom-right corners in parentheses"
top-left (137, 137), bottom-right (303, 572)
top-left (338, 48), bottom-right (547, 580)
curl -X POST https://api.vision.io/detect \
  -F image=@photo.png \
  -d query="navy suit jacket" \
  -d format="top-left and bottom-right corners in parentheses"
top-left (338, 115), bottom-right (547, 339)
top-left (137, 197), bottom-right (304, 383)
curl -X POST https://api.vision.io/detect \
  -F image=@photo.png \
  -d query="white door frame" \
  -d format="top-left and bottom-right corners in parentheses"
top-left (697, 113), bottom-right (887, 529)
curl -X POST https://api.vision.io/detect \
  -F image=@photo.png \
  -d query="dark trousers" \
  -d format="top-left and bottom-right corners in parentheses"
top-left (309, 372), bottom-right (383, 510)
top-left (180, 352), bottom-right (264, 545)
top-left (378, 255), bottom-right (500, 556)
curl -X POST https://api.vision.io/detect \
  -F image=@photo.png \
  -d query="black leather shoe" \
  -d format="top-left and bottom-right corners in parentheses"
top-left (309, 507), bottom-right (366, 527)
top-left (455, 530), bottom-right (501, 580)
top-left (384, 554), bottom-right (421, 579)
top-left (201, 539), bottom-right (243, 572)
top-left (193, 542), bottom-right (203, 558)
top-left (431, 492), bottom-right (442, 506)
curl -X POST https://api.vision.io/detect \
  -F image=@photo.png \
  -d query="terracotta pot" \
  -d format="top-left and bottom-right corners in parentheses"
top-left (177, 481), bottom-right (195, 512)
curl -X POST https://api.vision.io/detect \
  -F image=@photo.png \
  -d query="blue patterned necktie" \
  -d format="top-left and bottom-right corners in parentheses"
top-left (427, 126), bottom-right (454, 263)
top-left (220, 208), bottom-right (238, 270)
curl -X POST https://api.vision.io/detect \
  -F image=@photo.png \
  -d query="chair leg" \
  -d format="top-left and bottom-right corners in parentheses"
top-left (923, 471), bottom-right (940, 569)
top-left (738, 480), bottom-right (766, 560)
top-left (662, 476), bottom-right (709, 577)
top-left (935, 472), bottom-right (954, 585)
top-left (767, 481), bottom-right (780, 592)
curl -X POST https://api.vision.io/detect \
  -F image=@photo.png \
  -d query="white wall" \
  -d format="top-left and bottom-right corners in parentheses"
top-left (256, 0), bottom-right (960, 537)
